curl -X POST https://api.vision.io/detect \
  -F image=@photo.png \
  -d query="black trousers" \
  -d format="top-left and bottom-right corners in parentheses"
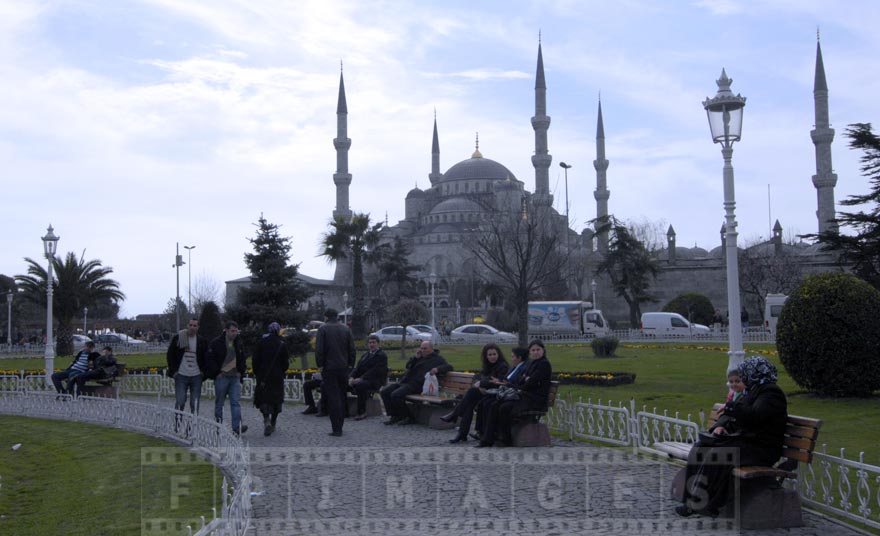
top-left (320, 368), bottom-right (349, 433)
top-left (682, 441), bottom-right (777, 513)
top-left (482, 398), bottom-right (533, 445)
top-left (380, 383), bottom-right (419, 418)
top-left (451, 386), bottom-right (487, 438)
top-left (351, 380), bottom-right (380, 415)
top-left (303, 378), bottom-right (323, 410)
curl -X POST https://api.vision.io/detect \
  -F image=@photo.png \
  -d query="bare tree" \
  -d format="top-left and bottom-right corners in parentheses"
top-left (468, 204), bottom-right (567, 347)
top-left (738, 241), bottom-right (805, 317)
top-left (190, 271), bottom-right (222, 316)
top-left (388, 299), bottom-right (428, 360)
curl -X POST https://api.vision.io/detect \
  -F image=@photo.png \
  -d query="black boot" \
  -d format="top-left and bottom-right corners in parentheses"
top-left (263, 414), bottom-right (272, 436)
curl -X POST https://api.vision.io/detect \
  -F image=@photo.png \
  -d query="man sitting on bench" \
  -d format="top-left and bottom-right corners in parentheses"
top-left (380, 341), bottom-right (452, 426)
top-left (74, 345), bottom-right (119, 394)
top-left (348, 334), bottom-right (388, 420)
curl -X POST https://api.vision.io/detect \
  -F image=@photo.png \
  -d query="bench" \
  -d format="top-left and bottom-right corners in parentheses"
top-left (510, 381), bottom-right (559, 447)
top-left (405, 372), bottom-right (475, 429)
top-left (661, 402), bottom-right (822, 529)
top-left (79, 363), bottom-right (127, 398)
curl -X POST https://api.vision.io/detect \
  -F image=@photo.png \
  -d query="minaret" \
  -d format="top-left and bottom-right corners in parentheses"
top-left (593, 98), bottom-right (611, 253)
top-left (333, 63), bottom-right (353, 222)
top-left (811, 34), bottom-right (838, 234)
top-left (429, 111), bottom-right (442, 185)
top-left (531, 36), bottom-right (553, 208)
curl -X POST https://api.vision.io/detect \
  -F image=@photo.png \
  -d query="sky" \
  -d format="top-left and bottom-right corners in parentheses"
top-left (1, 0), bottom-right (879, 318)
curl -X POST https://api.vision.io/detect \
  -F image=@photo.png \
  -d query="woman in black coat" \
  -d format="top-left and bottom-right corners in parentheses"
top-left (252, 322), bottom-right (290, 436)
top-left (676, 356), bottom-right (788, 517)
top-left (440, 343), bottom-right (509, 443)
top-left (477, 339), bottom-right (552, 448)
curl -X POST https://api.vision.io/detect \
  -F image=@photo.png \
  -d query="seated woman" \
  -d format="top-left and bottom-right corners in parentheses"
top-left (477, 339), bottom-right (552, 448)
top-left (471, 347), bottom-right (529, 442)
top-left (440, 343), bottom-right (509, 443)
top-left (676, 356), bottom-right (788, 517)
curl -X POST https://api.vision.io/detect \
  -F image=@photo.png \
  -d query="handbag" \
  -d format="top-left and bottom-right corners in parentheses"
top-left (697, 430), bottom-right (741, 446)
top-left (494, 385), bottom-right (520, 401)
top-left (422, 372), bottom-right (439, 396)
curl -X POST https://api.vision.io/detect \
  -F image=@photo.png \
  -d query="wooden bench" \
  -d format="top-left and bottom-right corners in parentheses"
top-left (404, 372), bottom-right (475, 429)
top-left (662, 402), bottom-right (822, 529)
top-left (510, 381), bottom-right (559, 447)
top-left (79, 363), bottom-right (127, 398)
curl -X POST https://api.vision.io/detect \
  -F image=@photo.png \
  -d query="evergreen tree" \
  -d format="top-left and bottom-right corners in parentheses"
top-left (197, 300), bottom-right (224, 342)
top-left (227, 215), bottom-right (309, 348)
top-left (805, 123), bottom-right (880, 289)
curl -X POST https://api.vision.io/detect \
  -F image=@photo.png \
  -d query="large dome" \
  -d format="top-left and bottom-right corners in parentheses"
top-left (442, 156), bottom-right (517, 183)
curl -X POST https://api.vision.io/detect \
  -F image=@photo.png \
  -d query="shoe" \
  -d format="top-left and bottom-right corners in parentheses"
top-left (398, 417), bottom-right (416, 425)
top-left (439, 412), bottom-right (456, 423)
top-left (354, 414), bottom-right (367, 421)
top-left (384, 416), bottom-right (404, 426)
top-left (302, 406), bottom-right (318, 415)
top-left (448, 436), bottom-right (467, 444)
top-left (264, 424), bottom-right (272, 436)
top-left (232, 424), bottom-right (248, 436)
top-left (474, 442), bottom-right (492, 448)
top-left (469, 432), bottom-right (481, 441)
top-left (675, 505), bottom-right (695, 518)
top-left (329, 431), bottom-right (342, 437)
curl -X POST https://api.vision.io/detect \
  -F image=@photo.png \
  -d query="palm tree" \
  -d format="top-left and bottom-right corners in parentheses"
top-left (16, 252), bottom-right (125, 356)
top-left (321, 213), bottom-right (383, 339)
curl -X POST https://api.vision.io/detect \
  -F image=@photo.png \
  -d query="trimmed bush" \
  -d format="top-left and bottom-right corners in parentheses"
top-left (777, 272), bottom-right (880, 397)
top-left (662, 293), bottom-right (715, 326)
top-left (591, 336), bottom-right (620, 357)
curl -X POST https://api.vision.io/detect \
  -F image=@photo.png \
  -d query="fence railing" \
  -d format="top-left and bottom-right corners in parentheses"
top-left (545, 394), bottom-right (880, 531)
top-left (0, 389), bottom-right (252, 535)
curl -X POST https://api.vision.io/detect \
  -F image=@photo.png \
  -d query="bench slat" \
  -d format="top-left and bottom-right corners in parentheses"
top-left (733, 466), bottom-right (797, 480)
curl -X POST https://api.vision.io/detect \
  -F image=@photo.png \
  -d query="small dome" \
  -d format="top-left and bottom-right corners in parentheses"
top-left (406, 187), bottom-right (425, 198)
top-left (429, 197), bottom-right (482, 214)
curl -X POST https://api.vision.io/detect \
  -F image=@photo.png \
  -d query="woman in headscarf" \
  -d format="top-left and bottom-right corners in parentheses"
top-left (676, 356), bottom-right (788, 517)
top-left (252, 322), bottom-right (290, 436)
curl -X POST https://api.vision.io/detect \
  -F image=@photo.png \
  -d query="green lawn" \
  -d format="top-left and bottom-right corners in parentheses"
top-left (4, 341), bottom-right (879, 463)
top-left (0, 416), bottom-right (222, 536)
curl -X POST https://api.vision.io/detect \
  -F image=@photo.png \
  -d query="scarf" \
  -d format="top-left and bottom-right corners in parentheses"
top-left (738, 356), bottom-right (778, 388)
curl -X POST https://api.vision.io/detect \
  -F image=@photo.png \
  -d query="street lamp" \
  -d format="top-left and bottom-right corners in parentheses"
top-left (560, 162), bottom-right (573, 295)
top-left (703, 68), bottom-right (747, 373)
top-left (559, 162), bottom-right (572, 226)
top-left (428, 272), bottom-right (437, 344)
top-left (172, 242), bottom-right (185, 332)
top-left (42, 225), bottom-right (60, 385)
top-left (83, 307), bottom-right (88, 336)
top-left (6, 291), bottom-right (13, 351)
top-left (184, 245), bottom-right (196, 312)
top-left (591, 279), bottom-right (598, 309)
top-left (342, 291), bottom-right (349, 324)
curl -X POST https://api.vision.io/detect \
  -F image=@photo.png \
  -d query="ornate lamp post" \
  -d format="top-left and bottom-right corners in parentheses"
top-left (184, 245), bottom-right (196, 312)
top-left (429, 272), bottom-right (437, 344)
top-left (703, 69), bottom-right (747, 373)
top-left (6, 290), bottom-right (12, 351)
top-left (591, 279), bottom-right (598, 309)
top-left (42, 225), bottom-right (60, 385)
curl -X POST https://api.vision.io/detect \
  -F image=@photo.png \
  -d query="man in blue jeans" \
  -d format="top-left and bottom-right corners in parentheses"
top-left (166, 318), bottom-right (208, 414)
top-left (206, 321), bottom-right (248, 435)
top-left (52, 341), bottom-right (99, 395)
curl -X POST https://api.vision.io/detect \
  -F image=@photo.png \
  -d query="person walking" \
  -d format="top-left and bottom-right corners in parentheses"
top-left (206, 321), bottom-right (248, 436)
top-left (252, 322), bottom-right (290, 436)
top-left (314, 309), bottom-right (355, 437)
top-left (166, 318), bottom-right (209, 415)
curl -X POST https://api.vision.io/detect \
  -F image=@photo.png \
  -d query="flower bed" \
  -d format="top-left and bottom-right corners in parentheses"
top-left (553, 371), bottom-right (636, 386)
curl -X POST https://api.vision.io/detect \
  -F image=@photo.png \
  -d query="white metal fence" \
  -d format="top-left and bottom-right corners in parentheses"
top-left (545, 394), bottom-right (880, 531)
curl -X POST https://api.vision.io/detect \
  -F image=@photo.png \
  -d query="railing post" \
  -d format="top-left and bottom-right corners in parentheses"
top-left (630, 398), bottom-right (638, 455)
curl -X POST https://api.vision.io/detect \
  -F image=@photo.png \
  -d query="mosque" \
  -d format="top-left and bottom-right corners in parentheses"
top-left (227, 38), bottom-right (843, 328)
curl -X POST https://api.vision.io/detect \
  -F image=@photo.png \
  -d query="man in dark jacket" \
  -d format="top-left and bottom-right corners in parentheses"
top-left (166, 318), bottom-right (209, 414)
top-left (205, 321), bottom-right (249, 435)
top-left (253, 322), bottom-right (290, 436)
top-left (315, 309), bottom-right (355, 437)
top-left (380, 340), bottom-right (453, 425)
top-left (348, 334), bottom-right (388, 420)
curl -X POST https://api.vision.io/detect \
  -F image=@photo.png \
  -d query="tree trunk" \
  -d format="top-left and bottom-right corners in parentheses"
top-left (56, 321), bottom-right (74, 357)
top-left (517, 291), bottom-right (529, 348)
top-left (352, 253), bottom-right (366, 340)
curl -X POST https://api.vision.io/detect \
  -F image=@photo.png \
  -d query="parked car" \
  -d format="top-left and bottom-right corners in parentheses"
top-left (94, 333), bottom-right (146, 345)
top-left (449, 324), bottom-right (517, 344)
top-left (369, 326), bottom-right (432, 343)
top-left (71, 334), bottom-right (93, 350)
top-left (410, 324), bottom-right (441, 338)
top-left (640, 312), bottom-right (710, 337)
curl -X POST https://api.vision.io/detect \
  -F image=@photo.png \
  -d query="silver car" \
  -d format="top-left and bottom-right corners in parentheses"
top-left (449, 324), bottom-right (517, 344)
top-left (369, 326), bottom-right (432, 343)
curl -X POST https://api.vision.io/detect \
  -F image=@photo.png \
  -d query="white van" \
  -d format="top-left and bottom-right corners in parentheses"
top-left (640, 312), bottom-right (711, 337)
top-left (764, 294), bottom-right (788, 338)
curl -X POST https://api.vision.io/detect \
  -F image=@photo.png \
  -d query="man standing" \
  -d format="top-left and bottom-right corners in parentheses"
top-left (380, 341), bottom-right (452, 425)
top-left (252, 322), bottom-right (290, 436)
top-left (52, 341), bottom-right (100, 396)
top-left (166, 318), bottom-right (208, 414)
top-left (206, 321), bottom-right (248, 435)
top-left (314, 309), bottom-right (355, 437)
top-left (348, 334), bottom-right (388, 420)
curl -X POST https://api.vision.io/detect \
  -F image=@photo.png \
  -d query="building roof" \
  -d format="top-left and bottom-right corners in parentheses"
top-left (442, 156), bottom-right (517, 183)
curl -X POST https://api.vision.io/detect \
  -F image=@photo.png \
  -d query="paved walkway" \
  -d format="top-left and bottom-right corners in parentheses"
top-left (140, 395), bottom-right (860, 536)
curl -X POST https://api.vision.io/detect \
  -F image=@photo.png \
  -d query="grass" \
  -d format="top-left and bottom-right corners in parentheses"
top-left (4, 341), bottom-right (879, 463)
top-left (0, 416), bottom-right (222, 536)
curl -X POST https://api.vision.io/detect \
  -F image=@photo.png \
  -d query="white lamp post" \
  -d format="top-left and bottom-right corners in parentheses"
top-left (591, 279), bottom-right (598, 309)
top-left (83, 307), bottom-right (88, 336)
top-left (703, 69), bottom-right (747, 373)
top-left (6, 291), bottom-right (12, 351)
top-left (42, 225), bottom-right (60, 386)
top-left (428, 272), bottom-right (437, 344)
top-left (184, 245), bottom-right (196, 312)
